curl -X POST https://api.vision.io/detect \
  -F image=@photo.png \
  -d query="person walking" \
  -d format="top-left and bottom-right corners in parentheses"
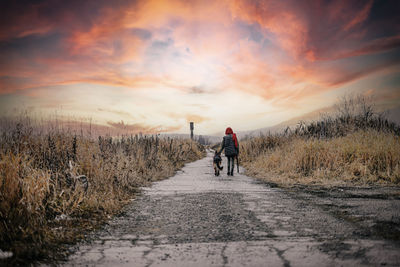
top-left (219, 127), bottom-right (239, 176)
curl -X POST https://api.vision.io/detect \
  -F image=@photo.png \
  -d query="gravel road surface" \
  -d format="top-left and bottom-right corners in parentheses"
top-left (65, 150), bottom-right (400, 266)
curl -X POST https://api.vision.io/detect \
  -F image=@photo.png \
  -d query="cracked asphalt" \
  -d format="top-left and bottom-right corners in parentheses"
top-left (65, 150), bottom-right (400, 266)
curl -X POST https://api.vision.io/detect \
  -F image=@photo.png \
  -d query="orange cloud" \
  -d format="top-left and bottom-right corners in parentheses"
top-left (1, 0), bottom-right (399, 131)
top-left (185, 114), bottom-right (210, 124)
top-left (165, 112), bottom-right (210, 124)
top-left (97, 108), bottom-right (135, 119)
top-left (229, 0), bottom-right (308, 59)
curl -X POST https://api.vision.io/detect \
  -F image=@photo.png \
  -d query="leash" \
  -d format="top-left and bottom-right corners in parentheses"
top-left (236, 155), bottom-right (239, 173)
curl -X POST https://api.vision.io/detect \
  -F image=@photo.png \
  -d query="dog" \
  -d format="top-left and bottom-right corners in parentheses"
top-left (213, 151), bottom-right (223, 176)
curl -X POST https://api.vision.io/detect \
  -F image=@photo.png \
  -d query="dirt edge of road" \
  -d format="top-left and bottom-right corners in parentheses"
top-left (251, 177), bottom-right (400, 242)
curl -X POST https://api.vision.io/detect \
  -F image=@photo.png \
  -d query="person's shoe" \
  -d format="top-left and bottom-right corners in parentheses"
top-left (230, 171), bottom-right (234, 176)
top-left (227, 172), bottom-right (230, 176)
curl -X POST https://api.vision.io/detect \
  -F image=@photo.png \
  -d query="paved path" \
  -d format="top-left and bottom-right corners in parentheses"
top-left (66, 151), bottom-right (400, 266)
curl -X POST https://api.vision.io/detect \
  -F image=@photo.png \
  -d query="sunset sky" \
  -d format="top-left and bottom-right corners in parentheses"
top-left (0, 0), bottom-right (399, 135)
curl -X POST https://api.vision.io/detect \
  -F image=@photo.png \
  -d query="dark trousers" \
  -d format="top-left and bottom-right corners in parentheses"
top-left (227, 156), bottom-right (235, 174)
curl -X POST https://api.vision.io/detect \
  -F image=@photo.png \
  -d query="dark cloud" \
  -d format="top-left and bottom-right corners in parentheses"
top-left (302, 0), bottom-right (399, 61)
top-left (334, 36), bottom-right (400, 60)
top-left (234, 0), bottom-right (399, 61)
top-left (130, 28), bottom-right (152, 40)
top-left (150, 38), bottom-right (174, 51)
top-left (0, 32), bottom-right (63, 60)
top-left (365, 0), bottom-right (400, 39)
top-left (328, 54), bottom-right (400, 87)
top-left (235, 21), bottom-right (264, 43)
top-left (0, 76), bottom-right (34, 94)
top-left (0, 0), bottom-right (135, 40)
top-left (188, 86), bottom-right (207, 94)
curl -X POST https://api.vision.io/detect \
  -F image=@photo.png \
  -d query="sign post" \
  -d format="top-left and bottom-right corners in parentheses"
top-left (190, 122), bottom-right (194, 140)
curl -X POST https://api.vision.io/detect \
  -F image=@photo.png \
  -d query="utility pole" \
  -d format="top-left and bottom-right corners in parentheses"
top-left (190, 122), bottom-right (194, 140)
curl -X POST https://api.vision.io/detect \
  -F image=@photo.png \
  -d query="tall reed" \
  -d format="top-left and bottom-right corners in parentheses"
top-left (0, 118), bottom-right (205, 261)
top-left (240, 96), bottom-right (400, 186)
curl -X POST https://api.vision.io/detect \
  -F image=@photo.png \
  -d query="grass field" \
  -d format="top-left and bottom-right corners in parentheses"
top-left (240, 96), bottom-right (400, 187)
top-left (0, 117), bottom-right (205, 262)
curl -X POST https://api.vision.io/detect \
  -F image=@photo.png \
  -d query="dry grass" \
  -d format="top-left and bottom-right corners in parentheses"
top-left (242, 130), bottom-right (400, 186)
top-left (0, 118), bottom-right (205, 262)
top-left (240, 96), bottom-right (400, 187)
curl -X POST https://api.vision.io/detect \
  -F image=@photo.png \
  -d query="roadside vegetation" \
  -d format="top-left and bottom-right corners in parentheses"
top-left (240, 96), bottom-right (400, 186)
top-left (0, 116), bottom-right (205, 263)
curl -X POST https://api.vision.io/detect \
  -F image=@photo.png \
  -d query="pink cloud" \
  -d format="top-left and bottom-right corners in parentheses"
top-left (0, 0), bottom-right (399, 110)
top-left (343, 0), bottom-right (373, 31)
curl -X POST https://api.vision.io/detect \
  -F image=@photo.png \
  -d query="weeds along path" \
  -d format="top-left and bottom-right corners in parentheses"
top-left (66, 150), bottom-right (400, 267)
